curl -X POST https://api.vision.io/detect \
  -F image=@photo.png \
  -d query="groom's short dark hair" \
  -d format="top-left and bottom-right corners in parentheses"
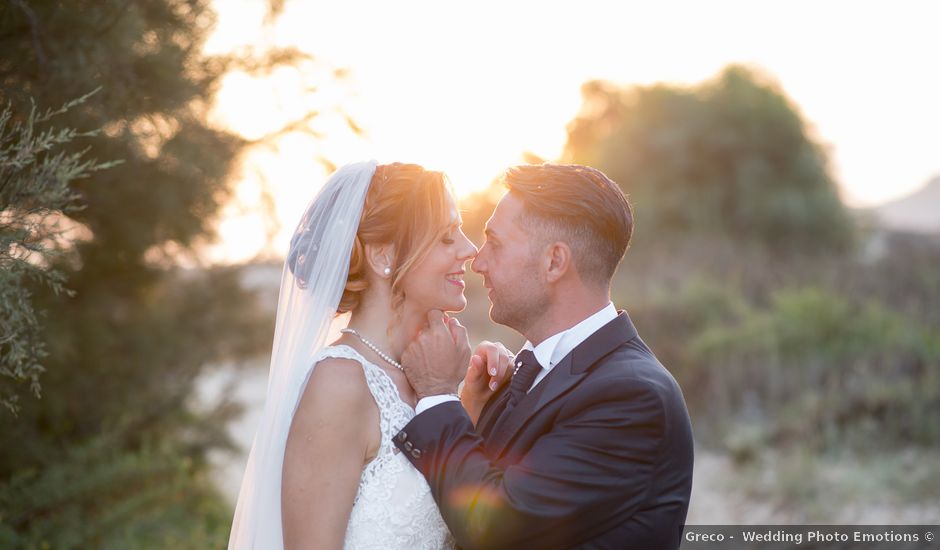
top-left (502, 163), bottom-right (633, 286)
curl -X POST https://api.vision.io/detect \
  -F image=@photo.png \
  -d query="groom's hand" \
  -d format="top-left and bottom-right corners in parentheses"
top-left (460, 341), bottom-right (513, 425)
top-left (401, 310), bottom-right (471, 400)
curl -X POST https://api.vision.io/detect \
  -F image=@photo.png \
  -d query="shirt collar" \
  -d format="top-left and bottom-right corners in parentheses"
top-left (521, 302), bottom-right (618, 371)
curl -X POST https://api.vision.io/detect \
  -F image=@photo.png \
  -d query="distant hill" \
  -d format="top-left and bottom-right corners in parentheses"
top-left (872, 177), bottom-right (940, 234)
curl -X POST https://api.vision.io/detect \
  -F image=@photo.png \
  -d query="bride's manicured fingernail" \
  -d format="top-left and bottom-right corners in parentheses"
top-left (489, 368), bottom-right (496, 375)
top-left (489, 380), bottom-right (497, 391)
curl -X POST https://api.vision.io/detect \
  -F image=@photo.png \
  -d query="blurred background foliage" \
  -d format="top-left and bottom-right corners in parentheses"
top-left (1, 1), bottom-right (938, 545)
top-left (0, 0), bottom-right (295, 546)
top-left (564, 67), bottom-right (856, 255)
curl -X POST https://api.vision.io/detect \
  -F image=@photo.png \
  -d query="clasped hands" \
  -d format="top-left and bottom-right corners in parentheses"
top-left (401, 310), bottom-right (514, 425)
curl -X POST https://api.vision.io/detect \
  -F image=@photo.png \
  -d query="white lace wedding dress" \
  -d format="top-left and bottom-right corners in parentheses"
top-left (312, 345), bottom-right (455, 550)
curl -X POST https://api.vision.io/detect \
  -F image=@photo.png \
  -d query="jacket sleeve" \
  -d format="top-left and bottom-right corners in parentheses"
top-left (394, 376), bottom-right (666, 550)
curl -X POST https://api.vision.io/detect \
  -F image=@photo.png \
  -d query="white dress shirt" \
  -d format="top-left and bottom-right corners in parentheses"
top-left (415, 302), bottom-right (618, 415)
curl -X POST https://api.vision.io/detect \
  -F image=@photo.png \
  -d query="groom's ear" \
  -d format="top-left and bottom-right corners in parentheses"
top-left (364, 242), bottom-right (397, 279)
top-left (544, 241), bottom-right (572, 283)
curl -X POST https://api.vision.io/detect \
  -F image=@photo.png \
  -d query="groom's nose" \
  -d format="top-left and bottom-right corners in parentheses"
top-left (470, 246), bottom-right (486, 274)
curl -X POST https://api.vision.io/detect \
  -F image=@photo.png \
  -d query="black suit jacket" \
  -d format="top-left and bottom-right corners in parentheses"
top-left (394, 312), bottom-right (694, 550)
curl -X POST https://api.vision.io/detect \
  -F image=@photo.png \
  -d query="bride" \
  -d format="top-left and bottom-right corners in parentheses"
top-left (228, 161), bottom-right (482, 549)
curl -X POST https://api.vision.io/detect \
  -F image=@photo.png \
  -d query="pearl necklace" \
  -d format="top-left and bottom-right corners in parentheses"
top-left (340, 328), bottom-right (403, 371)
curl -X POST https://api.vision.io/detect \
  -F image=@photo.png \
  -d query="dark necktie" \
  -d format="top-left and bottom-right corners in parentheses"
top-left (507, 349), bottom-right (542, 411)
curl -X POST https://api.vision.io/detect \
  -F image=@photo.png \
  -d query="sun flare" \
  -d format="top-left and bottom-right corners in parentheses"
top-left (204, 0), bottom-right (940, 264)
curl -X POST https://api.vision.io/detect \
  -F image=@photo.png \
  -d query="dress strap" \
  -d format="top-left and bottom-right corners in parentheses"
top-left (315, 345), bottom-right (414, 445)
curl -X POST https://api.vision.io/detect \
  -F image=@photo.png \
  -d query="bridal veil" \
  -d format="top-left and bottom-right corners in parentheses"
top-left (228, 161), bottom-right (377, 549)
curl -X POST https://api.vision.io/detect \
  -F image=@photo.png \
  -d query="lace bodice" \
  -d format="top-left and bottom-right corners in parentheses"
top-left (312, 345), bottom-right (455, 550)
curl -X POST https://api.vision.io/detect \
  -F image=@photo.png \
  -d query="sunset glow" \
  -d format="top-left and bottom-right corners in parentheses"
top-left (204, 0), bottom-right (940, 263)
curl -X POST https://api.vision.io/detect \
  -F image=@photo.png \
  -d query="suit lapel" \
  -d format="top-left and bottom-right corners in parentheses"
top-left (486, 354), bottom-right (583, 455)
top-left (487, 312), bottom-right (639, 457)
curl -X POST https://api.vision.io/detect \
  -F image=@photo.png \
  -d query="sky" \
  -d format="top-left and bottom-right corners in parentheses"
top-left (204, 0), bottom-right (940, 263)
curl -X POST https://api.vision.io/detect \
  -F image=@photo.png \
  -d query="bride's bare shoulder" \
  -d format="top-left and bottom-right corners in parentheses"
top-left (300, 356), bottom-right (371, 408)
top-left (288, 356), bottom-right (380, 460)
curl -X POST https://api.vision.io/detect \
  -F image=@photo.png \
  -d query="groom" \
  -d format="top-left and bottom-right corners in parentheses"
top-left (397, 164), bottom-right (693, 549)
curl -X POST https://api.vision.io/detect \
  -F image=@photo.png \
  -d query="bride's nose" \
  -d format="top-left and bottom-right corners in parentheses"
top-left (458, 233), bottom-right (478, 261)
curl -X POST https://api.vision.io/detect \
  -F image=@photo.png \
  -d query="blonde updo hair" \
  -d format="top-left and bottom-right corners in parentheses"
top-left (337, 163), bottom-right (453, 314)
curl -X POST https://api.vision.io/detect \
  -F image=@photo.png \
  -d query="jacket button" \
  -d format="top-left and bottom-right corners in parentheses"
top-left (404, 441), bottom-right (414, 451)
top-left (396, 431), bottom-right (408, 443)
top-left (411, 448), bottom-right (422, 459)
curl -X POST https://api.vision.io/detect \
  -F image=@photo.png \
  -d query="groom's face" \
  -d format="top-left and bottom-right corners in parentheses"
top-left (471, 193), bottom-right (548, 332)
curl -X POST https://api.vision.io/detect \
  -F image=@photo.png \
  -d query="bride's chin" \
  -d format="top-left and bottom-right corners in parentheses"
top-left (440, 296), bottom-right (467, 313)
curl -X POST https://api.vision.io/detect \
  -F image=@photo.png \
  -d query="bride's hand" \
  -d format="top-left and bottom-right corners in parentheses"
top-left (460, 340), bottom-right (513, 426)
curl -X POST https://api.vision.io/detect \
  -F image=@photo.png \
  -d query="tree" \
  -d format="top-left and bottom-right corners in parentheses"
top-left (1, 93), bottom-right (116, 415)
top-left (563, 66), bottom-right (856, 255)
top-left (0, 1), bottom-right (297, 545)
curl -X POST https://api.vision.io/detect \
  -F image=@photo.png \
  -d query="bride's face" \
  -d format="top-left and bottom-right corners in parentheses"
top-left (400, 193), bottom-right (477, 313)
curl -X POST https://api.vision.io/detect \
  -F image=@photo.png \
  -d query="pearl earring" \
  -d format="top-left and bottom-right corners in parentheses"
top-left (383, 267), bottom-right (391, 276)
